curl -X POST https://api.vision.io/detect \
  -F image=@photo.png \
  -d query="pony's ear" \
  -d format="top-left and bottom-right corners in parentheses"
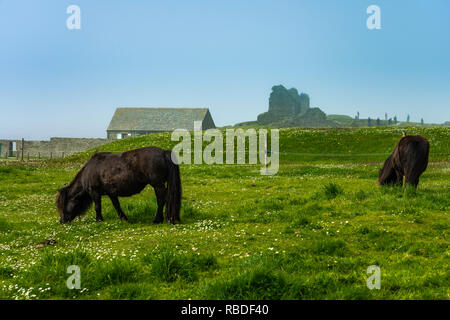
top-left (58, 186), bottom-right (68, 195)
top-left (90, 150), bottom-right (99, 159)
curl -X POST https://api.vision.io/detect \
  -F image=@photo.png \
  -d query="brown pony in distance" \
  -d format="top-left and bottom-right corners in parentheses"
top-left (56, 147), bottom-right (181, 224)
top-left (378, 135), bottom-right (429, 189)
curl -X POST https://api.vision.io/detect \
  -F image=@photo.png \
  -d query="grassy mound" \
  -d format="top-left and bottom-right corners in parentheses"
top-left (55, 126), bottom-right (449, 165)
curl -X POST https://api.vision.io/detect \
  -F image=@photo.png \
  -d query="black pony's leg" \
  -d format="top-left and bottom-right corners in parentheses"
top-left (395, 170), bottom-right (403, 187)
top-left (109, 195), bottom-right (128, 221)
top-left (405, 172), bottom-right (420, 189)
top-left (153, 186), bottom-right (167, 224)
top-left (94, 194), bottom-right (103, 222)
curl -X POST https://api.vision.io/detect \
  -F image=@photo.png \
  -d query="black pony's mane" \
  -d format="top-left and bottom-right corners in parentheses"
top-left (64, 151), bottom-right (109, 188)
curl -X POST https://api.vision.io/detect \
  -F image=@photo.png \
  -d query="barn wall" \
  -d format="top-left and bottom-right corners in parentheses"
top-left (107, 130), bottom-right (163, 140)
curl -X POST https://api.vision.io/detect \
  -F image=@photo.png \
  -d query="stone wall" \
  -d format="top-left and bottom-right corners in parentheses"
top-left (0, 137), bottom-right (111, 158)
top-left (0, 140), bottom-right (13, 158)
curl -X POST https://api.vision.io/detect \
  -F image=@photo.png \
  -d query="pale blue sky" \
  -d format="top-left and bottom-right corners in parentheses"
top-left (1, 0), bottom-right (449, 139)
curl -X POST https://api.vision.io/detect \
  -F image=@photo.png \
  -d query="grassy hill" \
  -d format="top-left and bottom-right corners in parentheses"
top-left (0, 127), bottom-right (449, 299)
top-left (237, 114), bottom-right (449, 129)
top-left (326, 114), bottom-right (448, 128)
top-left (61, 126), bottom-right (449, 164)
top-left (326, 114), bottom-right (354, 124)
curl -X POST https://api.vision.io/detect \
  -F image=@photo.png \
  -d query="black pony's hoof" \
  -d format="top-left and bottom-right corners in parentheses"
top-left (120, 216), bottom-right (129, 222)
top-left (152, 219), bottom-right (163, 224)
top-left (96, 218), bottom-right (104, 222)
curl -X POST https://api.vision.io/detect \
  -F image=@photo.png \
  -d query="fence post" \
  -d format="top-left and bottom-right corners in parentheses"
top-left (21, 138), bottom-right (24, 161)
top-left (50, 152), bottom-right (52, 159)
top-left (264, 135), bottom-right (268, 175)
top-left (38, 152), bottom-right (40, 160)
top-left (27, 153), bottom-right (29, 161)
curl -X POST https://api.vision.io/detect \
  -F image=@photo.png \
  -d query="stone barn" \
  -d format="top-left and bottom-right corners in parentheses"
top-left (107, 107), bottom-right (216, 140)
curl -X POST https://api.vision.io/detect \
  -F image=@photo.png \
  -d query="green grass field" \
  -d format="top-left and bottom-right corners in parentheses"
top-left (0, 127), bottom-right (449, 300)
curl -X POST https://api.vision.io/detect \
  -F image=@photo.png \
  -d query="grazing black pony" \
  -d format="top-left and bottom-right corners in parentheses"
top-left (378, 135), bottom-right (429, 189)
top-left (56, 147), bottom-right (181, 224)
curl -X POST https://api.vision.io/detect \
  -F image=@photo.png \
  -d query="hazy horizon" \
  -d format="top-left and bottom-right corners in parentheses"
top-left (1, 0), bottom-right (449, 140)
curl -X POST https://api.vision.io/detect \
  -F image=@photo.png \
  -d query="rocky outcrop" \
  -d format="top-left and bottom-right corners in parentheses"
top-left (256, 85), bottom-right (336, 128)
top-left (268, 108), bottom-right (338, 128)
top-left (257, 85), bottom-right (310, 125)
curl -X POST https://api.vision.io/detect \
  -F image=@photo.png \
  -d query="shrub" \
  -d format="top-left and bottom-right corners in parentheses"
top-left (323, 183), bottom-right (344, 199)
top-left (143, 247), bottom-right (199, 282)
top-left (90, 258), bottom-right (141, 289)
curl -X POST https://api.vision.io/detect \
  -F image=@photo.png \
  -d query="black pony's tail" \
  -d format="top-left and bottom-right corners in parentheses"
top-left (164, 150), bottom-right (182, 224)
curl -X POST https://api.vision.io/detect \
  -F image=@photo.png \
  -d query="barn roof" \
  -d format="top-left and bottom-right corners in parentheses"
top-left (107, 107), bottom-right (215, 132)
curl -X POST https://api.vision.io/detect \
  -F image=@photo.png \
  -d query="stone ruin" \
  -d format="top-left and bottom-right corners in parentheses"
top-left (257, 85), bottom-right (310, 125)
top-left (256, 85), bottom-right (336, 128)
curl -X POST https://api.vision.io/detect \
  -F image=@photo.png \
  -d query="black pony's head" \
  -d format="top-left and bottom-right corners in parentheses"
top-left (378, 155), bottom-right (399, 185)
top-left (56, 185), bottom-right (93, 224)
